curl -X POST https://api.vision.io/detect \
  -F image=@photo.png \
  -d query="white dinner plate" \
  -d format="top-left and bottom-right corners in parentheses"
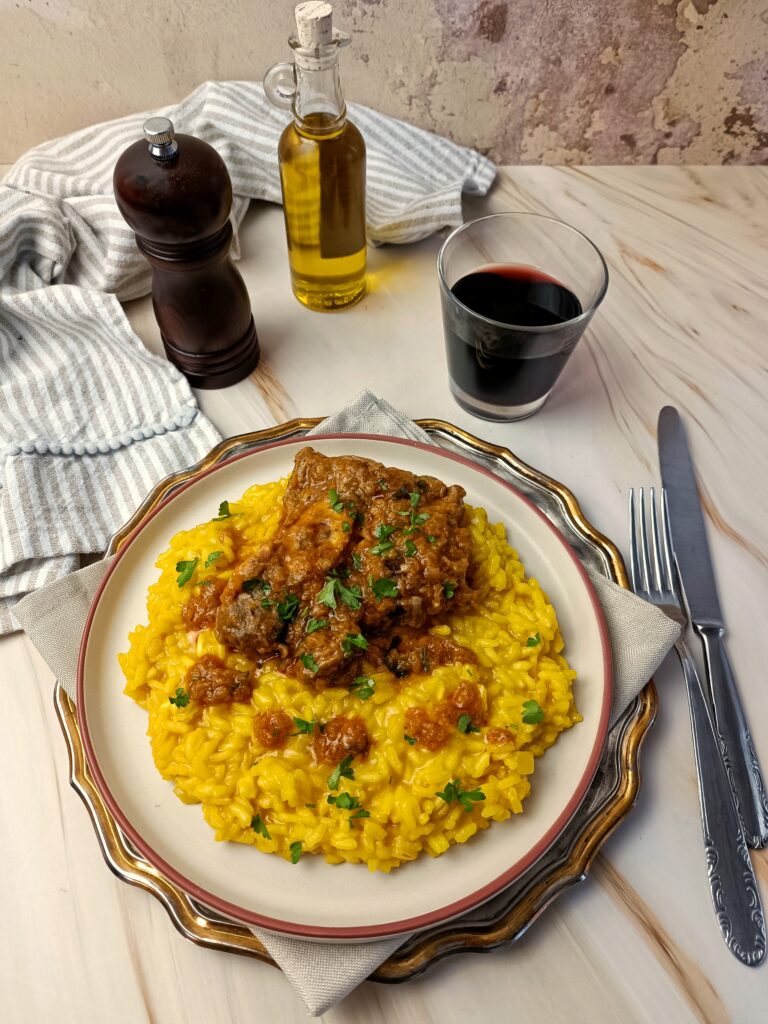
top-left (77, 435), bottom-right (612, 941)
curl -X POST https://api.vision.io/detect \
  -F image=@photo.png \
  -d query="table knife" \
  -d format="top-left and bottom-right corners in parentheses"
top-left (659, 406), bottom-right (768, 848)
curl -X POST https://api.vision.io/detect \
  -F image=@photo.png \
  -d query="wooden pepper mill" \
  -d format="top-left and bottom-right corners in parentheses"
top-left (114, 117), bottom-right (259, 388)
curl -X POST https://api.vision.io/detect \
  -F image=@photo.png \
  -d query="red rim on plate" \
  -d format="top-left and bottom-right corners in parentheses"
top-left (76, 434), bottom-right (613, 940)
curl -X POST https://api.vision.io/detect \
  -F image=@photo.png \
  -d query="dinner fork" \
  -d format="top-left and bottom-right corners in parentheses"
top-left (629, 487), bottom-right (765, 966)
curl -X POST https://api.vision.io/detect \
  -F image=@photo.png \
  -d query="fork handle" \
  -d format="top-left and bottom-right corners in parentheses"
top-left (696, 626), bottom-right (768, 848)
top-left (676, 638), bottom-right (766, 965)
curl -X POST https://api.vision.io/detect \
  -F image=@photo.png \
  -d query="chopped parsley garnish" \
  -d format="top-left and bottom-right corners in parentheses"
top-left (374, 523), bottom-right (397, 541)
top-left (306, 617), bottom-right (329, 634)
top-left (377, 479), bottom-right (389, 491)
top-left (522, 699), bottom-right (545, 725)
top-left (328, 488), bottom-right (345, 513)
top-left (404, 539), bottom-right (417, 558)
top-left (342, 521), bottom-right (351, 533)
top-left (401, 510), bottom-right (430, 535)
top-left (457, 713), bottom-right (481, 734)
top-left (443, 580), bottom-right (457, 599)
top-left (300, 653), bottom-right (319, 674)
top-left (371, 576), bottom-right (398, 601)
top-left (350, 809), bottom-right (370, 821)
top-left (276, 593), bottom-right (300, 622)
top-left (261, 597), bottom-right (273, 609)
top-left (341, 633), bottom-right (368, 655)
top-left (351, 676), bottom-right (375, 701)
top-left (328, 755), bottom-right (355, 790)
top-left (290, 841), bottom-right (303, 864)
top-left (435, 779), bottom-right (485, 813)
top-left (292, 717), bottom-right (316, 734)
top-left (327, 791), bottom-right (361, 810)
top-left (251, 815), bottom-right (271, 839)
top-left (213, 500), bottom-right (235, 521)
top-left (175, 558), bottom-right (198, 587)
top-left (404, 734), bottom-right (417, 745)
top-left (419, 648), bottom-right (431, 673)
top-left (338, 580), bottom-right (362, 610)
top-left (352, 553), bottom-right (363, 571)
top-left (317, 577), bottom-right (338, 608)
top-left (371, 540), bottom-right (394, 556)
top-left (526, 633), bottom-right (541, 647)
top-left (169, 687), bottom-right (190, 708)
top-left (427, 534), bottom-right (437, 543)
top-left (243, 577), bottom-right (270, 593)
top-left (204, 551), bottom-right (223, 568)
top-left (409, 492), bottom-right (421, 508)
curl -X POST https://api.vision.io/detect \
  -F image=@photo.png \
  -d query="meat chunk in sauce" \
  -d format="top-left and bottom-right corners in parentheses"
top-left (405, 681), bottom-right (487, 751)
top-left (371, 629), bottom-right (477, 679)
top-left (214, 448), bottom-right (475, 687)
top-left (186, 654), bottom-right (252, 706)
top-left (312, 715), bottom-right (369, 765)
top-left (182, 578), bottom-right (224, 631)
top-left (254, 709), bottom-right (293, 749)
top-left (405, 706), bottom-right (451, 751)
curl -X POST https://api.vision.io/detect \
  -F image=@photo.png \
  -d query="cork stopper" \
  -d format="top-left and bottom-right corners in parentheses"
top-left (295, 1), bottom-right (333, 48)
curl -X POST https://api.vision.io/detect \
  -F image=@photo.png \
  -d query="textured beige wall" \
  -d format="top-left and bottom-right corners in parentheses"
top-left (1, 0), bottom-right (766, 164)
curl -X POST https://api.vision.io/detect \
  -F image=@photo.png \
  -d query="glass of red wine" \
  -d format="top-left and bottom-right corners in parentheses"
top-left (438, 212), bottom-right (608, 421)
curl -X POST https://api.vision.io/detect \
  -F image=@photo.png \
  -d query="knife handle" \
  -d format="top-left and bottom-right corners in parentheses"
top-left (677, 639), bottom-right (766, 965)
top-left (697, 625), bottom-right (768, 849)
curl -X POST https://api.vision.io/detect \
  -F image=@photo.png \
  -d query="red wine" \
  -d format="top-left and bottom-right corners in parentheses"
top-left (442, 264), bottom-right (584, 416)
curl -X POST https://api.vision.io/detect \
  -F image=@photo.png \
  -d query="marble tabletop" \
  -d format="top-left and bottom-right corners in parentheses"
top-left (2, 165), bottom-right (767, 1023)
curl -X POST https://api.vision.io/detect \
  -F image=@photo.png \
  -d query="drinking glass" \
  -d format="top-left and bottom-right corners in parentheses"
top-left (437, 212), bottom-right (609, 421)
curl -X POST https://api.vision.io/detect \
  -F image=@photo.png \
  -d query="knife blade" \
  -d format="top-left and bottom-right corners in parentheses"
top-left (659, 405), bottom-right (768, 847)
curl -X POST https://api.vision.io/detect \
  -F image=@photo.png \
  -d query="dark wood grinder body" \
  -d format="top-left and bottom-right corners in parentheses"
top-left (113, 118), bottom-right (259, 388)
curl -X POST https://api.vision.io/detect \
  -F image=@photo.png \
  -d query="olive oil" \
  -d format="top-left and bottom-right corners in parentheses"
top-left (265, 2), bottom-right (366, 311)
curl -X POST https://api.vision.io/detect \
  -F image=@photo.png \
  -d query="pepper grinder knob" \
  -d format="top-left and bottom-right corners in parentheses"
top-left (143, 117), bottom-right (179, 160)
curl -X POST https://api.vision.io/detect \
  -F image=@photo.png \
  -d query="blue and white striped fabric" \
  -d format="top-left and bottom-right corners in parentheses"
top-left (0, 80), bottom-right (495, 633)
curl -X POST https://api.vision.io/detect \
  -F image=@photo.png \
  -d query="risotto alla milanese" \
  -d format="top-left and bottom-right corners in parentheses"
top-left (119, 448), bottom-right (581, 872)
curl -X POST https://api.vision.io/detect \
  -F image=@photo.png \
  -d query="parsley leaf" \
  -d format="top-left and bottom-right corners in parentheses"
top-left (337, 580), bottom-right (362, 610)
top-left (427, 534), bottom-right (437, 543)
top-left (251, 815), bottom-right (271, 839)
top-left (341, 633), bottom-right (368, 655)
top-left (435, 779), bottom-right (485, 813)
top-left (276, 593), bottom-right (300, 622)
top-left (317, 577), bottom-right (337, 608)
top-left (327, 791), bottom-right (361, 810)
top-left (350, 808), bottom-right (370, 821)
top-left (409, 491), bottom-right (420, 508)
top-left (292, 717), bottom-right (316, 734)
top-left (290, 841), bottom-right (303, 864)
top-left (526, 633), bottom-right (541, 647)
top-left (204, 551), bottom-right (223, 568)
top-left (377, 478), bottom-right (389, 492)
top-left (371, 577), bottom-right (398, 601)
top-left (243, 577), bottom-right (270, 593)
top-left (328, 755), bottom-right (355, 790)
top-left (404, 539), bottom-right (417, 558)
top-left (457, 713), bottom-right (481, 734)
top-left (350, 676), bottom-right (375, 701)
top-left (169, 687), bottom-right (190, 708)
top-left (370, 540), bottom-right (394, 556)
top-left (328, 488), bottom-right (345, 513)
top-left (300, 653), bottom-right (319, 674)
top-left (342, 521), bottom-right (351, 533)
top-left (213, 500), bottom-right (235, 521)
top-left (352, 553), bottom-right (363, 571)
top-left (522, 699), bottom-right (545, 725)
top-left (443, 580), bottom-right (457, 599)
top-left (176, 558), bottom-right (198, 587)
top-left (374, 523), bottom-right (397, 541)
top-left (306, 617), bottom-right (329, 634)
top-left (404, 734), bottom-right (417, 745)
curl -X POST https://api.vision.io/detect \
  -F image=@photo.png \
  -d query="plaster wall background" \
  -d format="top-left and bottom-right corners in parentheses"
top-left (1, 0), bottom-right (766, 164)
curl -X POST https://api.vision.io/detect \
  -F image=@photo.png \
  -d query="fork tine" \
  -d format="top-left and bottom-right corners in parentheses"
top-left (659, 487), bottom-right (677, 593)
top-left (638, 488), bottom-right (652, 594)
top-left (628, 488), bottom-right (641, 592)
top-left (648, 487), bottom-right (664, 592)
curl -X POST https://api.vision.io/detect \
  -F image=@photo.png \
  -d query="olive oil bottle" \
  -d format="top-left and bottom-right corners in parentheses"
top-left (265, 2), bottom-right (366, 311)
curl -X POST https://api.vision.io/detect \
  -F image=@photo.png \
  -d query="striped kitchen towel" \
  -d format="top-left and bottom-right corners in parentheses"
top-left (0, 82), bottom-right (495, 633)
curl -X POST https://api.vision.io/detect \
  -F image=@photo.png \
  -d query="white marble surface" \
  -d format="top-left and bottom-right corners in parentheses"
top-left (2, 166), bottom-right (767, 1022)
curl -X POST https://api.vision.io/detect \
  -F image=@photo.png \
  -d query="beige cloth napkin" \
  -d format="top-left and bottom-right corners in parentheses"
top-left (14, 391), bottom-right (680, 1015)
